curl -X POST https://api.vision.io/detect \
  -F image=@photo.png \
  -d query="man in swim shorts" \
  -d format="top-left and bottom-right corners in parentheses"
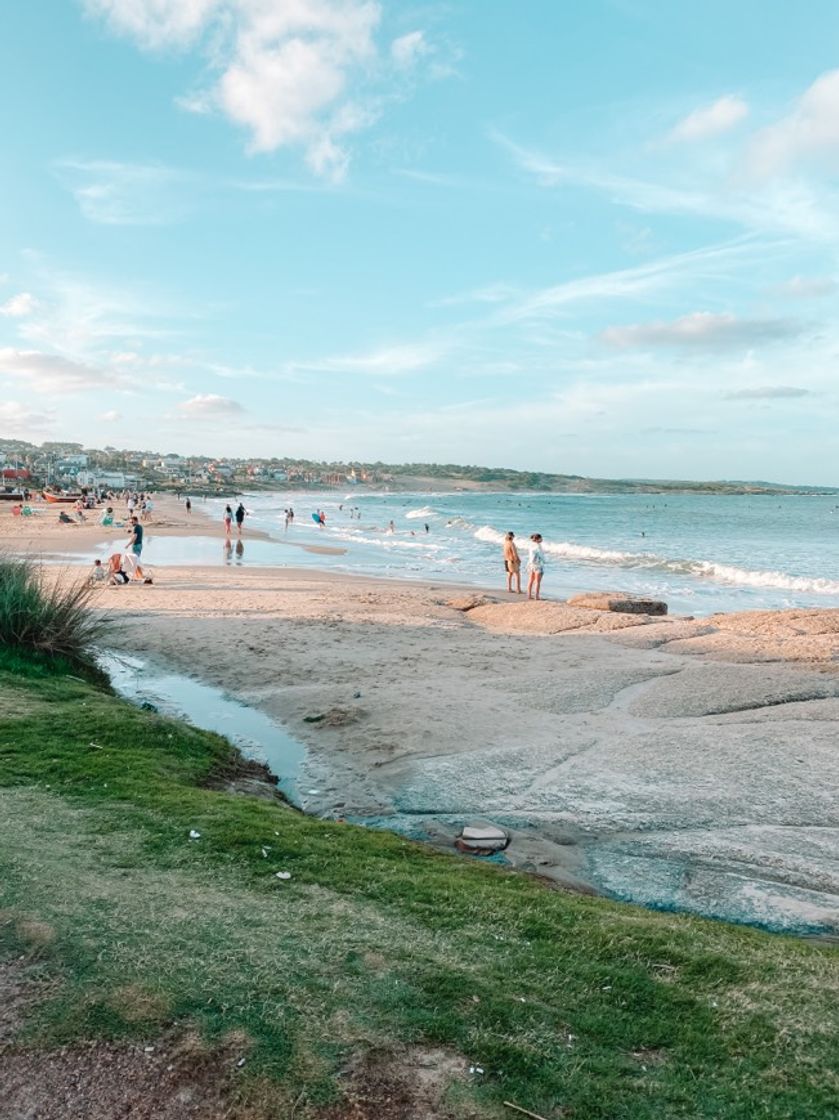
top-left (503, 531), bottom-right (522, 593)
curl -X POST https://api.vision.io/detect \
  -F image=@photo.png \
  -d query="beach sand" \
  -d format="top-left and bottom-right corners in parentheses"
top-left (4, 494), bottom-right (839, 933)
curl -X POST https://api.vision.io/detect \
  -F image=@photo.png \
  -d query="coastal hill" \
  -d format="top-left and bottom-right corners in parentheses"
top-left (2, 438), bottom-right (836, 496)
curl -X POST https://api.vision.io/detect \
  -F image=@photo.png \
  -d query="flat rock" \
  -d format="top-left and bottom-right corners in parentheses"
top-left (568, 592), bottom-right (668, 616)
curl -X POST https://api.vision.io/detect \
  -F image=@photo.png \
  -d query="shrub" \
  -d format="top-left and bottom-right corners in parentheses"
top-left (0, 555), bottom-right (109, 667)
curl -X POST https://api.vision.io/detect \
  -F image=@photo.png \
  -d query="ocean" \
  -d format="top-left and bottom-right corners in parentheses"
top-left (177, 488), bottom-right (839, 616)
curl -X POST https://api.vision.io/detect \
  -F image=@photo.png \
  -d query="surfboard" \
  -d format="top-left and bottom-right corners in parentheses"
top-left (311, 513), bottom-right (321, 524)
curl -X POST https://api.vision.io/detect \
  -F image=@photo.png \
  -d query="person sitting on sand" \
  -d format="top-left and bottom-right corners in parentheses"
top-left (107, 553), bottom-right (129, 584)
top-left (89, 558), bottom-right (106, 584)
top-left (120, 550), bottom-right (152, 584)
top-left (503, 531), bottom-right (522, 594)
top-left (527, 534), bottom-right (545, 600)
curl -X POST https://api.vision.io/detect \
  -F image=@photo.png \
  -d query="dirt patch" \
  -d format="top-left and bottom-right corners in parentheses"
top-left (205, 753), bottom-right (285, 802)
top-left (320, 1045), bottom-right (470, 1120)
top-left (0, 1029), bottom-right (263, 1120)
top-left (0, 959), bottom-right (57, 1046)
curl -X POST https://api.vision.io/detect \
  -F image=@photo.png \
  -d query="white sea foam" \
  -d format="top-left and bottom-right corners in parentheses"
top-left (405, 506), bottom-right (436, 519)
top-left (474, 527), bottom-right (839, 595)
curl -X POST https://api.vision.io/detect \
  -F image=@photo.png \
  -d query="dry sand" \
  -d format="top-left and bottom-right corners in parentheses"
top-left (3, 494), bottom-right (839, 933)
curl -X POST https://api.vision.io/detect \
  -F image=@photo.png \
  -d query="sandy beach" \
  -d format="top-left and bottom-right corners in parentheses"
top-left (4, 494), bottom-right (839, 934)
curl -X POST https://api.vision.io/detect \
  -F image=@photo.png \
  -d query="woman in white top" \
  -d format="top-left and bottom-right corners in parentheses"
top-left (527, 533), bottom-right (545, 600)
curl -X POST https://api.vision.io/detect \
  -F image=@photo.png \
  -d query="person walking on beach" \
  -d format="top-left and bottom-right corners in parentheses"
top-left (128, 516), bottom-right (144, 559)
top-left (223, 505), bottom-right (233, 538)
top-left (503, 531), bottom-right (522, 594)
top-left (185, 497), bottom-right (192, 515)
top-left (235, 503), bottom-right (246, 537)
top-left (527, 533), bottom-right (545, 600)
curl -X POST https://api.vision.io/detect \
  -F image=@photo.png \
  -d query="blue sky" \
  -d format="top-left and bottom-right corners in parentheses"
top-left (2, 1), bottom-right (839, 482)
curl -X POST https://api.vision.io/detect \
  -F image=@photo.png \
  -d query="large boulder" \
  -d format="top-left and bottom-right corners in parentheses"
top-left (568, 592), bottom-right (668, 616)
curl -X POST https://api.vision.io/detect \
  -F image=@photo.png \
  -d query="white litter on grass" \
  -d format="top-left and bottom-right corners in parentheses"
top-left (189, 830), bottom-right (201, 840)
top-left (468, 1065), bottom-right (485, 1075)
top-left (261, 847), bottom-right (270, 858)
top-left (275, 871), bottom-right (292, 880)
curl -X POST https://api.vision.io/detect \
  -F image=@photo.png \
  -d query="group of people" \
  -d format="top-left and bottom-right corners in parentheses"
top-left (90, 515), bottom-right (151, 585)
top-left (502, 531), bottom-right (545, 599)
top-left (222, 502), bottom-right (247, 538)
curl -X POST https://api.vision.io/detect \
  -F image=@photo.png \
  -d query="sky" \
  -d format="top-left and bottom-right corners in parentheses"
top-left (1, 1), bottom-right (839, 483)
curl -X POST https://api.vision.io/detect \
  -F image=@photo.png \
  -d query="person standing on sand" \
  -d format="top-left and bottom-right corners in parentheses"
top-left (128, 516), bottom-right (143, 559)
top-left (235, 503), bottom-right (246, 537)
top-left (503, 531), bottom-right (522, 594)
top-left (223, 505), bottom-right (233, 538)
top-left (527, 533), bottom-right (545, 600)
top-left (185, 497), bottom-right (192, 515)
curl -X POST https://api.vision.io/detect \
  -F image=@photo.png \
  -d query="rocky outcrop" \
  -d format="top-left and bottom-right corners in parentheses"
top-left (568, 592), bottom-right (668, 615)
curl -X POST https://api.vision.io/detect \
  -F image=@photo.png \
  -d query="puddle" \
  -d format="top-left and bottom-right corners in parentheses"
top-left (104, 652), bottom-right (306, 806)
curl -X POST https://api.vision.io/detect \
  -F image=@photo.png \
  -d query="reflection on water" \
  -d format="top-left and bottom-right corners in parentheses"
top-left (105, 651), bottom-right (307, 804)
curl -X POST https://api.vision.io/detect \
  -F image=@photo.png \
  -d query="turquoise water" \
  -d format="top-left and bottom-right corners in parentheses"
top-left (86, 489), bottom-right (839, 615)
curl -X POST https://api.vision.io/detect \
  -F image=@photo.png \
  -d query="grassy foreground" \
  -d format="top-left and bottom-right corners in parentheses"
top-left (1, 649), bottom-right (837, 1119)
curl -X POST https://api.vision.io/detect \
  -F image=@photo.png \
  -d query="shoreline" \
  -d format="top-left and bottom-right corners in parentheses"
top-left (4, 496), bottom-right (839, 933)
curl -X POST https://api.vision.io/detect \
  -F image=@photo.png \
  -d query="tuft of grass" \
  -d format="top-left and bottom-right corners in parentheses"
top-left (0, 555), bottom-right (109, 669)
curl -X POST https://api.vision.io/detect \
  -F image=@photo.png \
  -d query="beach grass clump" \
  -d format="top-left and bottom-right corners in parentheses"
top-left (1, 647), bottom-right (837, 1119)
top-left (0, 555), bottom-right (108, 668)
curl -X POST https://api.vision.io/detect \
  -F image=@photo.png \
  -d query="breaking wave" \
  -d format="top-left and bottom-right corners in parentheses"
top-left (473, 526), bottom-right (839, 595)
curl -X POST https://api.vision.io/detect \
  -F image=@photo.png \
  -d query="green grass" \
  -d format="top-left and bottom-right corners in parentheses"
top-left (0, 555), bottom-right (109, 668)
top-left (1, 646), bottom-right (837, 1119)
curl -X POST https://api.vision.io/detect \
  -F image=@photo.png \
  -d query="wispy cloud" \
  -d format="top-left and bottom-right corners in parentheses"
top-left (665, 95), bottom-right (749, 143)
top-left (54, 159), bottom-right (187, 225)
top-left (497, 237), bottom-right (770, 323)
top-left (600, 312), bottom-right (803, 351)
top-left (772, 274), bottom-right (836, 299)
top-left (391, 30), bottom-right (429, 69)
top-left (493, 130), bottom-right (839, 242)
top-left (725, 385), bottom-right (813, 400)
top-left (0, 400), bottom-right (56, 431)
top-left (0, 347), bottom-right (119, 393)
top-left (290, 340), bottom-right (445, 376)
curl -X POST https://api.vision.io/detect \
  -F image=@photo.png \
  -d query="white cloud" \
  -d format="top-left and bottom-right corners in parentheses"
top-left (84, 0), bottom-right (220, 47)
top-left (666, 95), bottom-right (749, 143)
top-left (391, 30), bottom-right (428, 69)
top-left (600, 312), bottom-right (802, 350)
top-left (0, 348), bottom-right (116, 393)
top-left (98, 408), bottom-right (123, 421)
top-left (0, 292), bottom-right (37, 317)
top-left (747, 70), bottom-right (839, 178)
top-left (177, 392), bottom-right (244, 415)
top-left (85, 0), bottom-right (402, 181)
